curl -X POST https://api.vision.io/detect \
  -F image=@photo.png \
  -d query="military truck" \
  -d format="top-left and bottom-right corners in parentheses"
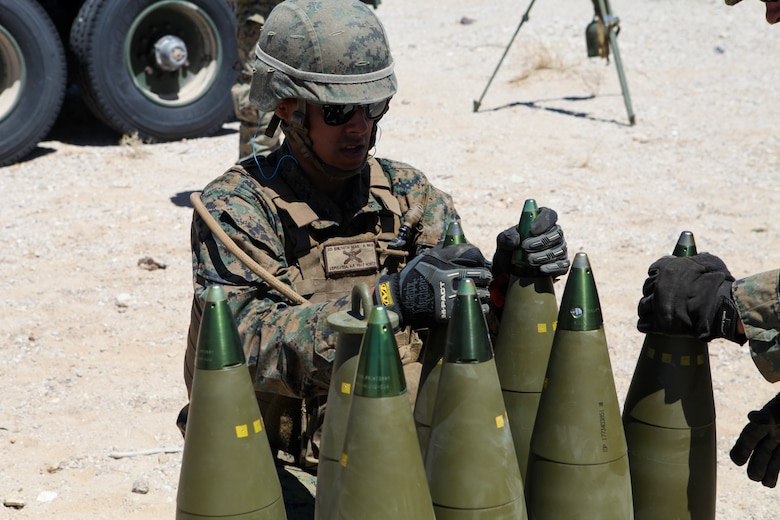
top-left (0, 0), bottom-right (238, 167)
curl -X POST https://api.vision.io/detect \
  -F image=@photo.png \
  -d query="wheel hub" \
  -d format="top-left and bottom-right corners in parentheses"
top-left (153, 34), bottom-right (188, 72)
top-left (125, 1), bottom-right (222, 107)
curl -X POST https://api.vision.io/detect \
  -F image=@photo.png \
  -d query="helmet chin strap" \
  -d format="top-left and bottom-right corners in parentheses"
top-left (280, 102), bottom-right (380, 181)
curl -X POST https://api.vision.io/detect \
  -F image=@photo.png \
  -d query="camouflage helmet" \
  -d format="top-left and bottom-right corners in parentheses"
top-left (250, 0), bottom-right (397, 112)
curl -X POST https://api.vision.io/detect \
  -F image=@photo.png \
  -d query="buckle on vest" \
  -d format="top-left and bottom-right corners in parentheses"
top-left (323, 241), bottom-right (378, 277)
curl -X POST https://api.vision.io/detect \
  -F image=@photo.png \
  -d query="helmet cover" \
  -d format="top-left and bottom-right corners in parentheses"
top-left (250, 0), bottom-right (397, 111)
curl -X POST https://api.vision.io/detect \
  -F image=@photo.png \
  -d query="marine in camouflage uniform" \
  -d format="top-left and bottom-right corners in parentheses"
top-left (228, 0), bottom-right (282, 162)
top-left (726, 271), bottom-right (780, 488)
top-left (635, 0), bottom-right (780, 489)
top-left (184, 0), bottom-right (479, 469)
top-left (182, 0), bottom-right (568, 469)
top-left (722, 0), bottom-right (780, 491)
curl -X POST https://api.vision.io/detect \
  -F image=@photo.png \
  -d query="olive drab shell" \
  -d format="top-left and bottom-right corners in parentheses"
top-left (249, 0), bottom-right (397, 111)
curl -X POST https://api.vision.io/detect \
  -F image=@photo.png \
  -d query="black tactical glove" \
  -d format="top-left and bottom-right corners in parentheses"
top-left (636, 253), bottom-right (744, 343)
top-left (492, 207), bottom-right (570, 279)
top-left (376, 243), bottom-right (492, 328)
top-left (730, 393), bottom-right (780, 488)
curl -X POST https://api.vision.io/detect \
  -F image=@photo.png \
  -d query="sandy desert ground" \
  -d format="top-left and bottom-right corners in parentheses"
top-left (1, 0), bottom-right (779, 517)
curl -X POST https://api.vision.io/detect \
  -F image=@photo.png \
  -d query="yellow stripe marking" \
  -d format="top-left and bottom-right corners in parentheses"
top-left (645, 349), bottom-right (706, 366)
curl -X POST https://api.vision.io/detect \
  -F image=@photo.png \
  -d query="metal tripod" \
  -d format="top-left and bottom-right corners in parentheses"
top-left (473, 0), bottom-right (635, 126)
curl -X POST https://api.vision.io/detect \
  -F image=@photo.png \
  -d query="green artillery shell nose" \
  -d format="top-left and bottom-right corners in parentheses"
top-left (353, 305), bottom-right (407, 398)
top-left (444, 278), bottom-right (493, 364)
top-left (443, 220), bottom-right (467, 247)
top-left (557, 252), bottom-right (603, 331)
top-left (512, 198), bottom-right (540, 275)
top-left (196, 285), bottom-right (245, 370)
top-left (672, 230), bottom-right (697, 258)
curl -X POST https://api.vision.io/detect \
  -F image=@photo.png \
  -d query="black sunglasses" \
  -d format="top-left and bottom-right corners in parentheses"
top-left (320, 99), bottom-right (391, 126)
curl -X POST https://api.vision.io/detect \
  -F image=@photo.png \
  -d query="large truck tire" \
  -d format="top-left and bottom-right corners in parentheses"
top-left (0, 0), bottom-right (67, 168)
top-left (69, 0), bottom-right (237, 141)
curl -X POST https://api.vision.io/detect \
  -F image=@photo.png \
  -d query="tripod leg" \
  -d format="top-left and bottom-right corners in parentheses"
top-left (608, 27), bottom-right (636, 125)
top-left (473, 0), bottom-right (538, 112)
top-left (597, 0), bottom-right (635, 125)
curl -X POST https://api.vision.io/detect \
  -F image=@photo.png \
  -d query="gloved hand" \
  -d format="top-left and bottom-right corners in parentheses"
top-left (730, 393), bottom-right (780, 488)
top-left (376, 243), bottom-right (492, 328)
top-left (636, 253), bottom-right (744, 343)
top-left (492, 207), bottom-right (570, 279)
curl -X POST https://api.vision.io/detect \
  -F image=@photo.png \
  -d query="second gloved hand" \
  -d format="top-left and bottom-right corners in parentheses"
top-left (492, 206), bottom-right (570, 279)
top-left (636, 253), bottom-right (744, 343)
top-left (376, 243), bottom-right (492, 328)
top-left (730, 393), bottom-right (780, 488)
